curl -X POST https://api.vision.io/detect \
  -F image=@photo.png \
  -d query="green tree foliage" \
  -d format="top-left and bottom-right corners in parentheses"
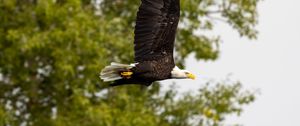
top-left (0, 0), bottom-right (259, 126)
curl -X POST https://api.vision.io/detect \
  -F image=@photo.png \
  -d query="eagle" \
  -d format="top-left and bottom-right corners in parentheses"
top-left (100, 0), bottom-right (195, 86)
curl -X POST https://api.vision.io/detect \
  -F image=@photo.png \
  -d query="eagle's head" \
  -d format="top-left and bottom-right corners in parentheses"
top-left (171, 66), bottom-right (196, 80)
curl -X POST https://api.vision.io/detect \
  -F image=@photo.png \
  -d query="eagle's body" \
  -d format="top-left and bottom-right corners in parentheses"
top-left (100, 0), bottom-right (195, 86)
top-left (113, 55), bottom-right (175, 86)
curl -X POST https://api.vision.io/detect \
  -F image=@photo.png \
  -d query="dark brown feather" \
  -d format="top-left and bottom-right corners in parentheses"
top-left (134, 0), bottom-right (180, 62)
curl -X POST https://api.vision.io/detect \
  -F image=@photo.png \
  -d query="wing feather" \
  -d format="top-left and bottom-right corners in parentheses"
top-left (134, 0), bottom-right (180, 62)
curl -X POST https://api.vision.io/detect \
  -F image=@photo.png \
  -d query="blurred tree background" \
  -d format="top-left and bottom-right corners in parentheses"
top-left (0, 0), bottom-right (259, 126)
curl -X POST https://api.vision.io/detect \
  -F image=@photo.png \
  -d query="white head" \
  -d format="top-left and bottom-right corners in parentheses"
top-left (171, 66), bottom-right (196, 80)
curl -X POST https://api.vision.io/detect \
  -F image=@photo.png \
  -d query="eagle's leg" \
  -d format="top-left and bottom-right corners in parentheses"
top-left (120, 70), bottom-right (133, 79)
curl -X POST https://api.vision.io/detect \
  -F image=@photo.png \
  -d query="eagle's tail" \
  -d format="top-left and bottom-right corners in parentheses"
top-left (100, 62), bottom-right (135, 82)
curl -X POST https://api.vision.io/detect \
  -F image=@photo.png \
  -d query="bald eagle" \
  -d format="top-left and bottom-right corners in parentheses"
top-left (100, 0), bottom-right (195, 86)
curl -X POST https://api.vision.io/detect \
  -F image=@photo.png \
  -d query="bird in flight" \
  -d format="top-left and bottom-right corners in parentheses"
top-left (100, 0), bottom-right (195, 86)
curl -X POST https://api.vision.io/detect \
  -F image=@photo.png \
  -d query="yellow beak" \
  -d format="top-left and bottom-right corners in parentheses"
top-left (187, 73), bottom-right (196, 80)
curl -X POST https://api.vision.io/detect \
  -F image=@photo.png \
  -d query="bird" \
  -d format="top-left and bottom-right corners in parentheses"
top-left (100, 0), bottom-right (196, 86)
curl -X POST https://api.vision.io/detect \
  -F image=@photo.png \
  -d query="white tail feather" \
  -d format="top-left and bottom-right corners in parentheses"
top-left (111, 62), bottom-right (130, 67)
top-left (100, 62), bottom-right (136, 82)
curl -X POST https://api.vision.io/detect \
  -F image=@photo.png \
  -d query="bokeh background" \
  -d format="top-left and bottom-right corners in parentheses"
top-left (162, 0), bottom-right (300, 126)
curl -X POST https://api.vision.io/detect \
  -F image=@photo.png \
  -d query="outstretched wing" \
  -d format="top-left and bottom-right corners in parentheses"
top-left (134, 0), bottom-right (180, 62)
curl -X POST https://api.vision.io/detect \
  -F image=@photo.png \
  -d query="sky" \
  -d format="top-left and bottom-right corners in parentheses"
top-left (163, 0), bottom-right (300, 125)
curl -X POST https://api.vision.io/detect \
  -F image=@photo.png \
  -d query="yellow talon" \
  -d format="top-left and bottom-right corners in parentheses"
top-left (120, 71), bottom-right (133, 79)
top-left (121, 72), bottom-right (133, 76)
